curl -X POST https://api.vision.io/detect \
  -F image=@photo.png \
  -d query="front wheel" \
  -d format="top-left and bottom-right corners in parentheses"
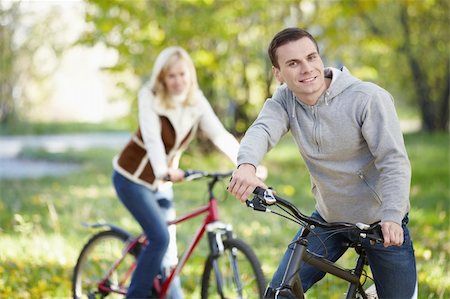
top-left (72, 229), bottom-right (138, 299)
top-left (356, 284), bottom-right (378, 299)
top-left (201, 238), bottom-right (266, 298)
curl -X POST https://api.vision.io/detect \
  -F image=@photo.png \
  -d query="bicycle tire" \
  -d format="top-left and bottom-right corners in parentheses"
top-left (200, 238), bottom-right (266, 299)
top-left (356, 283), bottom-right (378, 299)
top-left (72, 229), bottom-right (138, 299)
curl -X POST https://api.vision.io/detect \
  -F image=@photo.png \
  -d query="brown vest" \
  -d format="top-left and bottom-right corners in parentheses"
top-left (116, 116), bottom-right (194, 186)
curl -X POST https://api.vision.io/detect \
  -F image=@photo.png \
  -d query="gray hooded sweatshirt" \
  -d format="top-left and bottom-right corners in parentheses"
top-left (238, 67), bottom-right (411, 225)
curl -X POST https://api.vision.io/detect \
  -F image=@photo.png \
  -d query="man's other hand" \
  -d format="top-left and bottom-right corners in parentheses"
top-left (381, 221), bottom-right (404, 247)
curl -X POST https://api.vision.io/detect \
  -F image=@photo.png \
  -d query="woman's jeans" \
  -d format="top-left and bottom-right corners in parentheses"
top-left (269, 211), bottom-right (417, 299)
top-left (113, 171), bottom-right (184, 299)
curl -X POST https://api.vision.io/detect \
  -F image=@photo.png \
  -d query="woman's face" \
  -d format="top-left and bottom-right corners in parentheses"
top-left (163, 59), bottom-right (191, 96)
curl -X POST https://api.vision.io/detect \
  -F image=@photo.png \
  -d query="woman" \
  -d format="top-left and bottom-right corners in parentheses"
top-left (112, 47), bottom-right (240, 298)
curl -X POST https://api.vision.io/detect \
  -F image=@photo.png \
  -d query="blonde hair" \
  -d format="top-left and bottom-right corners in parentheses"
top-left (147, 47), bottom-right (199, 109)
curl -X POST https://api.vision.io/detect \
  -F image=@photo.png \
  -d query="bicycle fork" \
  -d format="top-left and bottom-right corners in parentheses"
top-left (347, 248), bottom-right (370, 299)
top-left (206, 221), bottom-right (242, 299)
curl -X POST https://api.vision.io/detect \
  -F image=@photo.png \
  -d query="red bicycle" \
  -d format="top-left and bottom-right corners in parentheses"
top-left (72, 170), bottom-right (266, 299)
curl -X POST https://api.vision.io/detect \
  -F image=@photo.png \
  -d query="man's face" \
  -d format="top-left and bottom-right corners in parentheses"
top-left (272, 37), bottom-right (326, 105)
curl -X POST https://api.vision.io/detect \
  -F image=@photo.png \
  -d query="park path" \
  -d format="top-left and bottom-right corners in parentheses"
top-left (0, 120), bottom-right (420, 179)
top-left (0, 132), bottom-right (130, 179)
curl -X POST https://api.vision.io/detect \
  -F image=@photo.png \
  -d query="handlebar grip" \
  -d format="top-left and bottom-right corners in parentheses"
top-left (184, 170), bottom-right (193, 177)
top-left (184, 170), bottom-right (205, 181)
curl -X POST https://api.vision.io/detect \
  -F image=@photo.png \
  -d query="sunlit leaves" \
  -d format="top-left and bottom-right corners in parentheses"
top-left (0, 234), bottom-right (72, 295)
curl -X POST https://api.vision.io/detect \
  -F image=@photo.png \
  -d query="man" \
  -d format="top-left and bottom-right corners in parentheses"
top-left (228, 28), bottom-right (417, 298)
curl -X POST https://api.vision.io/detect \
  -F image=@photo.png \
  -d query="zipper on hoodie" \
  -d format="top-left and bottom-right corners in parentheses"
top-left (311, 106), bottom-right (321, 152)
top-left (357, 170), bottom-right (382, 204)
top-left (325, 90), bottom-right (330, 105)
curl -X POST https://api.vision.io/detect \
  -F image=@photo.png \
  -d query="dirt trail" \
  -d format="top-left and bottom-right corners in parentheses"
top-left (0, 120), bottom-right (420, 179)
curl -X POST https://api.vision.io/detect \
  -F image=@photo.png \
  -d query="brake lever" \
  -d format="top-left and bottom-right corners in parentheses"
top-left (366, 225), bottom-right (384, 244)
top-left (246, 197), bottom-right (267, 212)
top-left (356, 222), bottom-right (384, 244)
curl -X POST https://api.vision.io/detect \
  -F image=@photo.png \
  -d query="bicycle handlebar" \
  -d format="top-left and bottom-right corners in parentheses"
top-left (183, 170), bottom-right (233, 181)
top-left (247, 186), bottom-right (384, 244)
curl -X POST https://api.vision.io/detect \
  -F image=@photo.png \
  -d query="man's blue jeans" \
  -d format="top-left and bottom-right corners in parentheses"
top-left (113, 171), bottom-right (184, 299)
top-left (269, 211), bottom-right (417, 299)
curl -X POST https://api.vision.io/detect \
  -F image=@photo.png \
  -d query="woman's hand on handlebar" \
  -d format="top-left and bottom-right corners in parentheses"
top-left (166, 168), bottom-right (185, 182)
top-left (228, 163), bottom-right (268, 203)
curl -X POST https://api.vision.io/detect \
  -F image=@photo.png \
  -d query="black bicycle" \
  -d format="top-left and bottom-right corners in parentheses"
top-left (246, 187), bottom-right (383, 299)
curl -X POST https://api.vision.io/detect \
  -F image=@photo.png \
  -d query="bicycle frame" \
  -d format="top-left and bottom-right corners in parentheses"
top-left (96, 172), bottom-right (233, 298)
top-left (277, 228), bottom-right (371, 299)
top-left (159, 195), bottom-right (228, 297)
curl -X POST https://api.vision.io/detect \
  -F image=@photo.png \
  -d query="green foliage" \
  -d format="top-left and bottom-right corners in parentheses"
top-left (0, 131), bottom-right (448, 298)
top-left (79, 0), bottom-right (303, 134)
top-left (1, 1), bottom-right (448, 130)
top-left (76, 0), bottom-right (449, 132)
top-left (318, 0), bottom-right (449, 131)
top-left (0, 2), bottom-right (68, 124)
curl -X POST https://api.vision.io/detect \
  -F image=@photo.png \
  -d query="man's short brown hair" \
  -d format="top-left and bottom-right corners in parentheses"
top-left (268, 28), bottom-right (319, 68)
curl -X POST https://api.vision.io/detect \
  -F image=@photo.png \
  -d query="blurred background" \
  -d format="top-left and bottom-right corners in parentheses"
top-left (2, 0), bottom-right (448, 133)
top-left (1, 0), bottom-right (448, 298)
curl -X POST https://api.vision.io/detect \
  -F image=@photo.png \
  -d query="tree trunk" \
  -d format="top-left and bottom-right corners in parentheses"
top-left (400, 6), bottom-right (431, 131)
top-left (400, 5), bottom-right (449, 131)
top-left (437, 63), bottom-right (450, 130)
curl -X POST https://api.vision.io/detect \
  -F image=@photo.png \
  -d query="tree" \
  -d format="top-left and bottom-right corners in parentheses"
top-left (79, 0), bottom-right (449, 132)
top-left (397, 1), bottom-right (449, 131)
top-left (0, 2), bottom-right (20, 123)
top-left (79, 0), bottom-right (298, 133)
top-left (0, 2), bottom-right (65, 125)
top-left (316, 0), bottom-right (449, 131)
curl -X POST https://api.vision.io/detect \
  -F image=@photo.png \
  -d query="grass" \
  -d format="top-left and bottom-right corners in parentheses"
top-left (0, 130), bottom-right (448, 298)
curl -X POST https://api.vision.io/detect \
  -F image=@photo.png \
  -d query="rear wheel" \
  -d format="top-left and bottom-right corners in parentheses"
top-left (201, 238), bottom-right (266, 298)
top-left (72, 230), bottom-right (138, 299)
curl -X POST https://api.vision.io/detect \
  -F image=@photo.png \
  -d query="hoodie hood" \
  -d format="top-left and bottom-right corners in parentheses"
top-left (316, 66), bottom-right (362, 106)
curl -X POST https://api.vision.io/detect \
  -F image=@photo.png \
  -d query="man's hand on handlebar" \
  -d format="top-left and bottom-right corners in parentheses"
top-left (380, 221), bottom-right (404, 247)
top-left (228, 163), bottom-right (268, 202)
